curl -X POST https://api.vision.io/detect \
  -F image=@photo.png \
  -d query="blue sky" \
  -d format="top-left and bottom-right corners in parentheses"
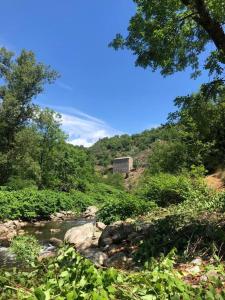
top-left (0, 0), bottom-right (210, 146)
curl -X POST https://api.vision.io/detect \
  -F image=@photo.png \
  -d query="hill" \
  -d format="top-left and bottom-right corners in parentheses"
top-left (89, 126), bottom-right (165, 168)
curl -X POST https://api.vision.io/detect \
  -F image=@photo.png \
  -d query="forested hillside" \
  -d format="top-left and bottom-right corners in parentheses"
top-left (91, 83), bottom-right (225, 175)
top-left (89, 127), bottom-right (164, 167)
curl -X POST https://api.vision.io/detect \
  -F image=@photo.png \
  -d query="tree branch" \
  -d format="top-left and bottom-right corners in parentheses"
top-left (181, 0), bottom-right (225, 59)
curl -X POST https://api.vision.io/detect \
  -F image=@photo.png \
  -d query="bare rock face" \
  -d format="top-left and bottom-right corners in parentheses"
top-left (64, 222), bottom-right (95, 250)
top-left (82, 206), bottom-right (98, 219)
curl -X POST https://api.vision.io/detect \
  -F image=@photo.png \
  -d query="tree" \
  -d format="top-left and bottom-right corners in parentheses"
top-left (0, 48), bottom-right (58, 184)
top-left (53, 143), bottom-right (95, 192)
top-left (169, 84), bottom-right (225, 170)
top-left (33, 108), bottom-right (66, 188)
top-left (110, 0), bottom-right (225, 78)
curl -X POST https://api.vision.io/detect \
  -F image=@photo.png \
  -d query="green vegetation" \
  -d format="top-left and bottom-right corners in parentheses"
top-left (110, 0), bottom-right (225, 79)
top-left (0, 189), bottom-right (93, 220)
top-left (1, 1), bottom-right (225, 298)
top-left (1, 246), bottom-right (225, 299)
top-left (0, 48), bottom-right (94, 192)
top-left (136, 172), bottom-right (209, 207)
top-left (10, 235), bottom-right (41, 267)
top-left (90, 127), bottom-right (164, 167)
top-left (97, 192), bottom-right (156, 224)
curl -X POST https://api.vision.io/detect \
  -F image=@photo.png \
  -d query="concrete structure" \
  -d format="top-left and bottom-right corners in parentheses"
top-left (113, 157), bottom-right (133, 174)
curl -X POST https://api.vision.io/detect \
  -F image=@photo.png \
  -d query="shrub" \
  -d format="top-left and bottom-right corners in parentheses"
top-left (97, 193), bottom-right (156, 224)
top-left (10, 235), bottom-right (41, 266)
top-left (137, 173), bottom-right (208, 207)
top-left (0, 189), bottom-right (94, 221)
top-left (101, 173), bottom-right (125, 190)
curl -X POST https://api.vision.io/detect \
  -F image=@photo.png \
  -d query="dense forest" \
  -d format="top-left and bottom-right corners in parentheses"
top-left (1, 0), bottom-right (225, 299)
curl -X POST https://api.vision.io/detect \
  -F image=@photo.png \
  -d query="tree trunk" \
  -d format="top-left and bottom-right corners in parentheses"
top-left (182, 0), bottom-right (225, 58)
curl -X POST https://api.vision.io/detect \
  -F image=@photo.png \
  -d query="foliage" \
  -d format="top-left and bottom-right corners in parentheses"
top-left (136, 173), bottom-right (209, 207)
top-left (97, 192), bottom-right (156, 224)
top-left (0, 189), bottom-right (94, 221)
top-left (169, 83), bottom-right (225, 171)
top-left (0, 48), bottom-right (58, 184)
top-left (90, 127), bottom-right (165, 167)
top-left (101, 173), bottom-right (125, 190)
top-left (1, 246), bottom-right (225, 299)
top-left (110, 0), bottom-right (225, 79)
top-left (10, 235), bottom-right (41, 267)
top-left (0, 182), bottom-right (156, 222)
top-left (0, 48), bottom-right (95, 191)
top-left (137, 211), bottom-right (225, 262)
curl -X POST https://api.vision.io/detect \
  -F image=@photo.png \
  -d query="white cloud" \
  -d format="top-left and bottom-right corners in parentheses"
top-left (57, 107), bottom-right (122, 147)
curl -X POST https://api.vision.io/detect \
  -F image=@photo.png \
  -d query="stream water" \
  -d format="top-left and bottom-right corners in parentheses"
top-left (0, 218), bottom-right (90, 269)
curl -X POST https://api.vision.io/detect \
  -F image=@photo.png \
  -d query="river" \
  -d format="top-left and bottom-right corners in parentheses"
top-left (0, 218), bottom-right (90, 268)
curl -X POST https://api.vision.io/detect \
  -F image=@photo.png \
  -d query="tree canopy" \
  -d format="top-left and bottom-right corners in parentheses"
top-left (110, 0), bottom-right (225, 79)
top-left (0, 48), bottom-right (95, 190)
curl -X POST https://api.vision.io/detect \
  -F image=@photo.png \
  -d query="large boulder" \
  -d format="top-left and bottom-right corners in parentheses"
top-left (64, 222), bottom-right (95, 250)
top-left (98, 221), bottom-right (136, 248)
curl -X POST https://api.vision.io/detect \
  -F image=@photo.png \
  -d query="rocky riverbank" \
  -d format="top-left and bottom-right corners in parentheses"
top-left (64, 206), bottom-right (150, 268)
top-left (0, 210), bottom-right (77, 247)
top-left (0, 206), bottom-right (149, 269)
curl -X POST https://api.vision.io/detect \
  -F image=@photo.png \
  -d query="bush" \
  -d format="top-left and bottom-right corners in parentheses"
top-left (101, 173), bottom-right (125, 190)
top-left (137, 173), bottom-right (208, 207)
top-left (0, 189), bottom-right (94, 221)
top-left (10, 235), bottom-right (41, 266)
top-left (97, 193), bottom-right (156, 224)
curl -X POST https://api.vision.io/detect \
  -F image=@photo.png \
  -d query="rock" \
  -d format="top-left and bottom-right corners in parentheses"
top-left (107, 244), bottom-right (126, 257)
top-left (0, 223), bottom-right (17, 246)
top-left (191, 258), bottom-right (203, 266)
top-left (82, 206), bottom-right (98, 219)
top-left (18, 229), bottom-right (25, 236)
top-left (104, 252), bottom-right (129, 268)
top-left (81, 248), bottom-right (108, 266)
top-left (127, 232), bottom-right (139, 241)
top-left (99, 222), bottom-right (136, 248)
top-left (92, 231), bottom-right (102, 247)
top-left (200, 275), bottom-right (208, 282)
top-left (33, 221), bottom-right (47, 227)
top-left (187, 265), bottom-right (201, 274)
top-left (38, 252), bottom-right (55, 262)
top-left (64, 222), bottom-right (95, 250)
top-left (50, 228), bottom-right (61, 233)
top-left (96, 222), bottom-right (106, 231)
top-left (50, 211), bottom-right (76, 221)
top-left (125, 218), bottom-right (135, 223)
top-left (49, 237), bottom-right (63, 247)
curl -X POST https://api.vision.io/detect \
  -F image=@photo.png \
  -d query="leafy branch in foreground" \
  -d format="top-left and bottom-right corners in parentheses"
top-left (110, 0), bottom-right (225, 79)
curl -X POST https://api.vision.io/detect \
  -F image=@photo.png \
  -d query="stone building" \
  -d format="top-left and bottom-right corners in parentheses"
top-left (113, 157), bottom-right (133, 174)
